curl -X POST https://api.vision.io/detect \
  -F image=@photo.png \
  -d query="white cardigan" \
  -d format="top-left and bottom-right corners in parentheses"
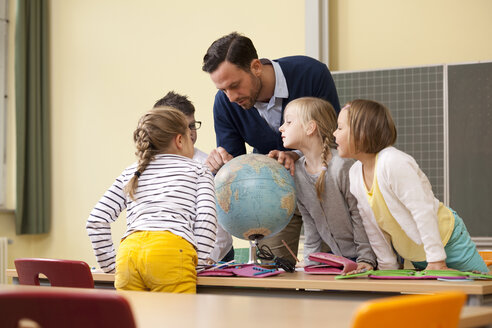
top-left (349, 147), bottom-right (446, 269)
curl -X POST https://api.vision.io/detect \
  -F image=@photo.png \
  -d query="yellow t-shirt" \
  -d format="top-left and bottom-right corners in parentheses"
top-left (365, 158), bottom-right (454, 262)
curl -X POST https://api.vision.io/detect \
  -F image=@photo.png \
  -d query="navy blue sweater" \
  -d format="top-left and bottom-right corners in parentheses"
top-left (213, 55), bottom-right (340, 157)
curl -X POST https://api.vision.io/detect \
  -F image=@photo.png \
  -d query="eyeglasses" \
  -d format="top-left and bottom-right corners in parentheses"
top-left (189, 121), bottom-right (202, 130)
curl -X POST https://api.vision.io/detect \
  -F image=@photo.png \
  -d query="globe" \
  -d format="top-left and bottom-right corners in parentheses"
top-left (214, 153), bottom-right (297, 241)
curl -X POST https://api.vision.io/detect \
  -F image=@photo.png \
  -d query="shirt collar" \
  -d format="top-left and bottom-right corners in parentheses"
top-left (256, 58), bottom-right (289, 108)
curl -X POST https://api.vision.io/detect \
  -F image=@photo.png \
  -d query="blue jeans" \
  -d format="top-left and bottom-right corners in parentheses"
top-left (412, 210), bottom-right (488, 273)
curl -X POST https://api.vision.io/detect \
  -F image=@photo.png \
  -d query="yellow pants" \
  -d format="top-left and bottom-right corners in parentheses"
top-left (115, 231), bottom-right (198, 293)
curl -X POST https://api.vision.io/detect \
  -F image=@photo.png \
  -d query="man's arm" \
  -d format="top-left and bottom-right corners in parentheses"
top-left (302, 58), bottom-right (341, 113)
top-left (213, 92), bottom-right (247, 156)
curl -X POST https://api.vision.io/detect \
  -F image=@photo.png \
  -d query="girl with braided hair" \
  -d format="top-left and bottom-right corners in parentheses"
top-left (278, 97), bottom-right (375, 272)
top-left (87, 107), bottom-right (217, 293)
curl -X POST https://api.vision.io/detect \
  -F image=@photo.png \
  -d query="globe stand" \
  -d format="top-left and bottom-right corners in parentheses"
top-left (245, 233), bottom-right (295, 272)
top-left (247, 234), bottom-right (264, 264)
top-left (247, 240), bottom-right (257, 264)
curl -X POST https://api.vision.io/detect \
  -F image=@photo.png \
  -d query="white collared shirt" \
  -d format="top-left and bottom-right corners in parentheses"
top-left (254, 59), bottom-right (289, 132)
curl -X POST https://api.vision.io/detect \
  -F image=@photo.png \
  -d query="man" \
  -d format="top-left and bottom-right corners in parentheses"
top-left (154, 91), bottom-right (234, 262)
top-left (202, 32), bottom-right (340, 261)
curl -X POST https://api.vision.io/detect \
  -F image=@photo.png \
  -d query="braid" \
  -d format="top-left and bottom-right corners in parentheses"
top-left (315, 136), bottom-right (331, 200)
top-left (124, 128), bottom-right (158, 201)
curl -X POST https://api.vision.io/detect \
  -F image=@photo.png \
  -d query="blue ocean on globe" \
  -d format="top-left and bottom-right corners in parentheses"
top-left (214, 154), bottom-right (297, 241)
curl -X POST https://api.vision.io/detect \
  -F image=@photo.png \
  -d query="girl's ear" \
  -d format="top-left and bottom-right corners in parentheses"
top-left (174, 134), bottom-right (184, 150)
top-left (306, 120), bottom-right (317, 136)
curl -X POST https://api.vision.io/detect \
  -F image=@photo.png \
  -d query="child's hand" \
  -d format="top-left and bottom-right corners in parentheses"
top-left (205, 258), bottom-right (216, 266)
top-left (425, 261), bottom-right (450, 270)
top-left (296, 260), bottom-right (306, 268)
top-left (343, 262), bottom-right (373, 275)
top-left (356, 262), bottom-right (374, 272)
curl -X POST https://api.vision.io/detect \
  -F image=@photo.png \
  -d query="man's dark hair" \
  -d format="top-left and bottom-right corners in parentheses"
top-left (202, 32), bottom-right (258, 73)
top-left (153, 91), bottom-right (195, 116)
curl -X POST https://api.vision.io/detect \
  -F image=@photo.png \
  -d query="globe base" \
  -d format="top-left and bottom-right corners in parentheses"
top-left (247, 233), bottom-right (264, 241)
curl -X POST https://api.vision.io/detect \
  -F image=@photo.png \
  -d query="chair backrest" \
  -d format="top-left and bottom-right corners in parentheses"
top-left (0, 289), bottom-right (137, 328)
top-left (15, 258), bottom-right (95, 288)
top-left (479, 251), bottom-right (492, 268)
top-left (351, 291), bottom-right (466, 328)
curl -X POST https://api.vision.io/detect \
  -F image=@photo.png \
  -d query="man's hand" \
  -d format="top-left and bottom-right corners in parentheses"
top-left (206, 147), bottom-right (233, 174)
top-left (268, 150), bottom-right (300, 176)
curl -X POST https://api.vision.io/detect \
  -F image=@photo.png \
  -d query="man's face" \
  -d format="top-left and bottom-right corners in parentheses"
top-left (210, 61), bottom-right (261, 109)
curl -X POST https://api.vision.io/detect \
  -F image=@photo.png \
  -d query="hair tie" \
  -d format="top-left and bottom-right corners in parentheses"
top-left (321, 166), bottom-right (327, 171)
top-left (341, 104), bottom-right (351, 111)
top-left (134, 171), bottom-right (141, 178)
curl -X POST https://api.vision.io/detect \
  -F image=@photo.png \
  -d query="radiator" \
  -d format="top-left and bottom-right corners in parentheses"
top-left (0, 237), bottom-right (8, 284)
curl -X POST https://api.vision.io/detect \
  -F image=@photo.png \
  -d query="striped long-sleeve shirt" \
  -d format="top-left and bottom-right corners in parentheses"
top-left (86, 154), bottom-right (217, 273)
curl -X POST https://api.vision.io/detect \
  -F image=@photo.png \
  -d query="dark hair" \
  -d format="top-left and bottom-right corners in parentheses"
top-left (202, 32), bottom-right (258, 73)
top-left (345, 99), bottom-right (397, 154)
top-left (153, 91), bottom-right (195, 116)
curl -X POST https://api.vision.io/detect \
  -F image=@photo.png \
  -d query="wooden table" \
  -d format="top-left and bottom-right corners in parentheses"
top-left (1, 283), bottom-right (492, 328)
top-left (198, 271), bottom-right (492, 306)
top-left (7, 269), bottom-right (492, 306)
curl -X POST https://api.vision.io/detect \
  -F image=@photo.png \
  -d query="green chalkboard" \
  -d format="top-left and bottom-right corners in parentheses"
top-left (448, 62), bottom-right (492, 237)
top-left (333, 62), bottom-right (492, 237)
top-left (333, 66), bottom-right (445, 201)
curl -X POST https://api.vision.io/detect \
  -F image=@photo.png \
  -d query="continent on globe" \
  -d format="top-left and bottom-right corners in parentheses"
top-left (214, 154), bottom-right (297, 241)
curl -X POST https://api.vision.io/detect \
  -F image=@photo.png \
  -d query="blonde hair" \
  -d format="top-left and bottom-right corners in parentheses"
top-left (344, 99), bottom-right (397, 154)
top-left (124, 107), bottom-right (188, 200)
top-left (287, 97), bottom-right (337, 200)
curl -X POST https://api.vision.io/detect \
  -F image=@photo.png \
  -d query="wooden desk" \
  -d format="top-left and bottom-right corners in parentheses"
top-left (199, 271), bottom-right (492, 306)
top-left (1, 283), bottom-right (491, 328)
top-left (7, 269), bottom-right (492, 306)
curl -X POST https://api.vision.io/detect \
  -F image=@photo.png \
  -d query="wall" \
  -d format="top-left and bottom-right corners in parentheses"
top-left (3, 0), bottom-right (492, 270)
top-left (2, 0), bottom-right (304, 269)
top-left (329, 0), bottom-right (492, 71)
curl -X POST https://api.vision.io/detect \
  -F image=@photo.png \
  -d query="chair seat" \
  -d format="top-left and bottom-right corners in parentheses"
top-left (479, 251), bottom-right (492, 267)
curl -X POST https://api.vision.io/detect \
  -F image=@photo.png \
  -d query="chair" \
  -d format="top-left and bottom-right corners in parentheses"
top-left (479, 251), bottom-right (492, 268)
top-left (15, 258), bottom-right (94, 288)
top-left (0, 289), bottom-right (136, 328)
top-left (351, 291), bottom-right (466, 328)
